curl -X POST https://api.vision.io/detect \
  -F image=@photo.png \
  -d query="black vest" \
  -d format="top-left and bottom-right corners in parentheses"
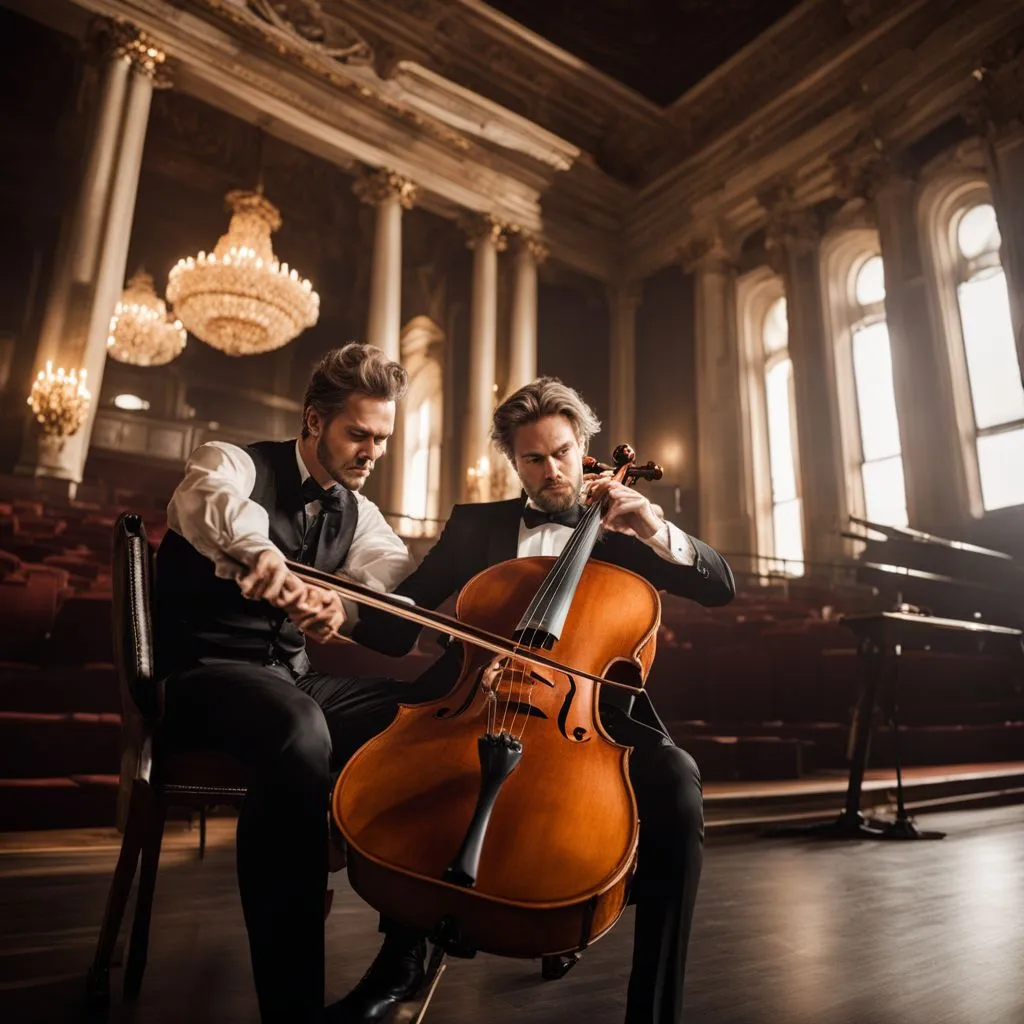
top-left (154, 439), bottom-right (358, 679)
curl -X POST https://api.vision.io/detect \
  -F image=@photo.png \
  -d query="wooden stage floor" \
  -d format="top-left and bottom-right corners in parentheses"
top-left (1, 804), bottom-right (1022, 1024)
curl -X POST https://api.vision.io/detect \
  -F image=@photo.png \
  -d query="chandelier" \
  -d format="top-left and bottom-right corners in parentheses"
top-left (166, 189), bottom-right (319, 357)
top-left (106, 269), bottom-right (186, 366)
top-left (27, 361), bottom-right (92, 438)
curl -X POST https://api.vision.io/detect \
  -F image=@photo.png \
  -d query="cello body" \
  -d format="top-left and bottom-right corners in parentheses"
top-left (332, 555), bottom-right (661, 958)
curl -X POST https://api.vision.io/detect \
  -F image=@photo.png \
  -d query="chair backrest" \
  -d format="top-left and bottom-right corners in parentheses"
top-left (111, 513), bottom-right (159, 827)
top-left (111, 512), bottom-right (159, 722)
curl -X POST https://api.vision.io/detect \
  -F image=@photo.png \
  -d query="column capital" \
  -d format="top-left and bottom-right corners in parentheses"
top-left (678, 232), bottom-right (737, 275)
top-left (86, 18), bottom-right (171, 84)
top-left (965, 37), bottom-right (1024, 140)
top-left (352, 168), bottom-right (418, 209)
top-left (507, 227), bottom-right (549, 264)
top-left (605, 280), bottom-right (643, 311)
top-left (831, 131), bottom-right (915, 203)
top-left (759, 182), bottom-right (822, 273)
top-left (458, 212), bottom-right (509, 252)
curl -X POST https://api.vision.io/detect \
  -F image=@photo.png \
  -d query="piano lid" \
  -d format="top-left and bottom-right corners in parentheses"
top-left (847, 516), bottom-right (1016, 561)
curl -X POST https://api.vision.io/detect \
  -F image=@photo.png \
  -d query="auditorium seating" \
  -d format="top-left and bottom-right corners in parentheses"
top-left (1, 471), bottom-right (1021, 830)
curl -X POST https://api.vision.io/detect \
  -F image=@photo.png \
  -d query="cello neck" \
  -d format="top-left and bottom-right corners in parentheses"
top-left (511, 499), bottom-right (603, 649)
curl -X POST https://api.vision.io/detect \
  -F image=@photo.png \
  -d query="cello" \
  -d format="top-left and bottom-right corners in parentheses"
top-left (287, 445), bottom-right (663, 970)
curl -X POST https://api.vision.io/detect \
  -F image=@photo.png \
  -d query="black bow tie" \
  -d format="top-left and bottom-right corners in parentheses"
top-left (521, 503), bottom-right (584, 530)
top-left (300, 476), bottom-right (345, 513)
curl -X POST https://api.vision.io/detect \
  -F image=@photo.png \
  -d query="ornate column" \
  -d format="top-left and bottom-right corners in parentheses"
top-left (354, 168), bottom-right (417, 515)
top-left (971, 40), bottom-right (1024, 382)
top-left (762, 187), bottom-right (847, 566)
top-left (506, 231), bottom-right (547, 396)
top-left (606, 283), bottom-right (642, 449)
top-left (354, 169), bottom-right (417, 362)
top-left (459, 213), bottom-right (506, 502)
top-left (683, 235), bottom-right (755, 560)
top-left (19, 24), bottom-right (164, 495)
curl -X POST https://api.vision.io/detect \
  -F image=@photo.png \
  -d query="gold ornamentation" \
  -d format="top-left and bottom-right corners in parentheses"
top-left (27, 361), bottom-right (92, 439)
top-left (106, 269), bottom-right (187, 367)
top-left (247, 0), bottom-right (373, 63)
top-left (167, 189), bottom-right (320, 357)
top-left (508, 228), bottom-right (549, 264)
top-left (113, 27), bottom-right (167, 77)
top-left (458, 212), bottom-right (509, 251)
top-left (353, 169), bottom-right (418, 209)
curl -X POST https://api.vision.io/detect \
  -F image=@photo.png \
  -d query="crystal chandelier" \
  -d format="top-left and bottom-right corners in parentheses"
top-left (167, 189), bottom-right (319, 357)
top-left (27, 361), bottom-right (92, 438)
top-left (106, 269), bottom-right (186, 366)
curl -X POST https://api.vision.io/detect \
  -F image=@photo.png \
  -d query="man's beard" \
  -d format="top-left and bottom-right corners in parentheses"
top-left (316, 434), bottom-right (372, 491)
top-left (525, 468), bottom-right (582, 513)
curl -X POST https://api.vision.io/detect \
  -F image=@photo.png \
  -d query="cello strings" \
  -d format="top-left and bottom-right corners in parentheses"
top-left (500, 497), bottom-right (598, 736)
top-left (510, 497), bottom-right (603, 741)
top-left (501, 490), bottom-right (606, 741)
top-left (498, 497), bottom-right (595, 737)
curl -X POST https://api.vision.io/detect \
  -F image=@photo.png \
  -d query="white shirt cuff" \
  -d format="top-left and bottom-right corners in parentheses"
top-left (643, 520), bottom-right (696, 566)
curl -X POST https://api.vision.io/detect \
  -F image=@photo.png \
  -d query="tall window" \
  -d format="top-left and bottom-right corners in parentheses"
top-left (953, 203), bottom-right (1024, 511)
top-left (847, 255), bottom-right (908, 527)
top-left (761, 296), bottom-right (804, 573)
top-left (405, 396), bottom-right (439, 526)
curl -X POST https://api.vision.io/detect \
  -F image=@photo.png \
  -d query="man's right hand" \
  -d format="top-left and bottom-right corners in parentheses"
top-left (238, 549), bottom-right (303, 608)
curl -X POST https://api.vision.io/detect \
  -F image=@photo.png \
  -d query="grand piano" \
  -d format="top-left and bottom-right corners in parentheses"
top-left (843, 516), bottom-right (1024, 629)
top-left (778, 516), bottom-right (1024, 841)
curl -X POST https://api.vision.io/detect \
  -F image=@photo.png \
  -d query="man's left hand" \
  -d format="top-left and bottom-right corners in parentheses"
top-left (584, 477), bottom-right (664, 540)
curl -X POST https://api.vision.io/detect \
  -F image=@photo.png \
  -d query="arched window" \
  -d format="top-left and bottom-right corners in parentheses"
top-left (403, 369), bottom-right (441, 531)
top-left (761, 296), bottom-right (804, 573)
top-left (398, 316), bottom-right (445, 537)
top-left (847, 255), bottom-right (909, 527)
top-left (737, 268), bottom-right (804, 577)
top-left (951, 202), bottom-right (1024, 511)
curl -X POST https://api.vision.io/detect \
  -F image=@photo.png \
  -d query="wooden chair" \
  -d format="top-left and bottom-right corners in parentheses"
top-left (85, 512), bottom-right (578, 1018)
top-left (86, 512), bottom-right (248, 1010)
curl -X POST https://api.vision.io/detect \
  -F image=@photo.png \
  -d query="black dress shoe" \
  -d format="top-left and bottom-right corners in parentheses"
top-left (326, 935), bottom-right (426, 1023)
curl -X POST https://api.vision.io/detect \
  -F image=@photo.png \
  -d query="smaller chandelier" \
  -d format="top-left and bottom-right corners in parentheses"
top-left (167, 189), bottom-right (320, 357)
top-left (27, 361), bottom-right (92, 438)
top-left (106, 269), bottom-right (186, 366)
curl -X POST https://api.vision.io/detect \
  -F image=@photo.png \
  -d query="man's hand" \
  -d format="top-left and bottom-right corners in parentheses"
top-left (585, 476), bottom-right (664, 540)
top-left (287, 586), bottom-right (347, 643)
top-left (238, 549), bottom-right (303, 607)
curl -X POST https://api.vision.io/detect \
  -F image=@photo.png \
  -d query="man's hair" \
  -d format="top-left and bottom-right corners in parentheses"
top-left (301, 342), bottom-right (408, 436)
top-left (490, 376), bottom-right (601, 461)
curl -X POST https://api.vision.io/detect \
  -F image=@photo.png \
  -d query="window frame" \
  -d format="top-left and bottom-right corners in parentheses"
top-left (819, 227), bottom-right (910, 529)
top-left (736, 267), bottom-right (804, 576)
top-left (918, 171), bottom-right (1024, 517)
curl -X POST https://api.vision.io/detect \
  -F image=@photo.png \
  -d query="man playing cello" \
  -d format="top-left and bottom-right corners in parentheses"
top-left (341, 377), bottom-right (735, 1024)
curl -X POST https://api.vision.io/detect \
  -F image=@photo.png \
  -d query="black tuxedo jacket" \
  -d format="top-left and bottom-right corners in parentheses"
top-left (354, 498), bottom-right (735, 747)
top-left (355, 497), bottom-right (734, 655)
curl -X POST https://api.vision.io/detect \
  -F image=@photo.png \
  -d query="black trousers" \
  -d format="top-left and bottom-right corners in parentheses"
top-left (161, 662), bottom-right (703, 1024)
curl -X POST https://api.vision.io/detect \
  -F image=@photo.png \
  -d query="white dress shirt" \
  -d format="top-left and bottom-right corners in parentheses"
top-left (516, 499), bottom-right (696, 565)
top-left (166, 440), bottom-right (416, 627)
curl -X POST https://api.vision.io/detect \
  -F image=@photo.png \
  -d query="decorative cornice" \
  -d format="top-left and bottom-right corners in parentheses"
top-left (458, 211), bottom-right (509, 251)
top-left (352, 167), bottom-right (418, 208)
top-left (245, 0), bottom-right (374, 66)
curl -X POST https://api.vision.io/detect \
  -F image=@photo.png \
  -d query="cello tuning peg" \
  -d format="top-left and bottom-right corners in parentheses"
top-left (612, 443), bottom-right (635, 467)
